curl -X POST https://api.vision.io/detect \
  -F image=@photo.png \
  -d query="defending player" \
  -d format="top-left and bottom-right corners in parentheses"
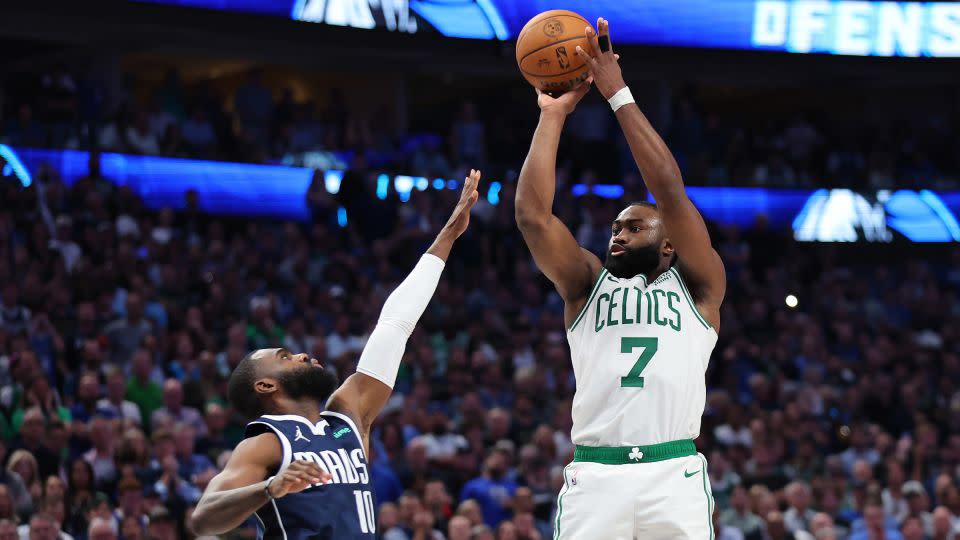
top-left (514, 18), bottom-right (726, 540)
top-left (192, 170), bottom-right (482, 539)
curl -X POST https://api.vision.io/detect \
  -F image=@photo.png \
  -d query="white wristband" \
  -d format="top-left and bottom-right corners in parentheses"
top-left (608, 86), bottom-right (635, 112)
top-left (264, 476), bottom-right (276, 500)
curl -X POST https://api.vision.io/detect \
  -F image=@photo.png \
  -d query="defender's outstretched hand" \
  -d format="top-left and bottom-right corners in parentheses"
top-left (575, 18), bottom-right (626, 100)
top-left (441, 169), bottom-right (481, 239)
top-left (427, 169), bottom-right (482, 260)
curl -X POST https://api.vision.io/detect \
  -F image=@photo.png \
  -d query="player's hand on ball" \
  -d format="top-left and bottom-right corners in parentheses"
top-left (442, 169), bottom-right (481, 238)
top-left (536, 77), bottom-right (592, 116)
top-left (575, 18), bottom-right (626, 100)
top-left (268, 461), bottom-right (332, 498)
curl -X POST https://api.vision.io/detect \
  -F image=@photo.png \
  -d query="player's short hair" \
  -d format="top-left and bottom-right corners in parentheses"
top-left (227, 350), bottom-right (263, 419)
top-left (625, 200), bottom-right (680, 266)
top-left (627, 200), bottom-right (659, 211)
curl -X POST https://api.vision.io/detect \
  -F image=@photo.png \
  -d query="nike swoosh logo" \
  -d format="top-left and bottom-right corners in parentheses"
top-left (684, 469), bottom-right (701, 478)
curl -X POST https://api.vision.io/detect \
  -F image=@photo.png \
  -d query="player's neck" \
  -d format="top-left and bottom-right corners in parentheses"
top-left (643, 265), bottom-right (670, 283)
top-left (273, 398), bottom-right (324, 424)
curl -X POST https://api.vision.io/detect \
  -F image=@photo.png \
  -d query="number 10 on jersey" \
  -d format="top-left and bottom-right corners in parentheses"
top-left (353, 490), bottom-right (375, 533)
top-left (620, 337), bottom-right (658, 388)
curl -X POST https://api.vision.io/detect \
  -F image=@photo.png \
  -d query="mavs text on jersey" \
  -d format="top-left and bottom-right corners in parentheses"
top-left (246, 412), bottom-right (376, 539)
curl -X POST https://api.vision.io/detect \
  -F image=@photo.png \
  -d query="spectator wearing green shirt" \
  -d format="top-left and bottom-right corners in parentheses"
top-left (245, 296), bottom-right (284, 350)
top-left (11, 375), bottom-right (71, 432)
top-left (126, 350), bottom-right (162, 428)
top-left (721, 485), bottom-right (764, 539)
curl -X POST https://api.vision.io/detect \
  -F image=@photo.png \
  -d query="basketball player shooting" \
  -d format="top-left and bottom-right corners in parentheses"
top-left (192, 170), bottom-right (482, 539)
top-left (514, 18), bottom-right (726, 540)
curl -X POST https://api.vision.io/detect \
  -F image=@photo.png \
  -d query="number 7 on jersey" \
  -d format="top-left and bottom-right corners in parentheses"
top-left (620, 337), bottom-right (658, 388)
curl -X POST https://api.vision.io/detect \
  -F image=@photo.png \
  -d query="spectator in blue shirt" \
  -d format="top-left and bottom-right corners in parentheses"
top-left (849, 501), bottom-right (904, 540)
top-left (367, 445), bottom-right (403, 504)
top-left (172, 424), bottom-right (213, 480)
top-left (460, 448), bottom-right (517, 528)
top-left (69, 372), bottom-right (101, 424)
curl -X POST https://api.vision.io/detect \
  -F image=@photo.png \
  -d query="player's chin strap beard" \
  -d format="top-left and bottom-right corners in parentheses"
top-left (276, 366), bottom-right (339, 404)
top-left (604, 244), bottom-right (662, 279)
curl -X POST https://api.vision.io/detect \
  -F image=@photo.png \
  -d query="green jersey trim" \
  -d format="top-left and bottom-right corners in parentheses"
top-left (668, 267), bottom-right (711, 330)
top-left (568, 268), bottom-right (609, 332)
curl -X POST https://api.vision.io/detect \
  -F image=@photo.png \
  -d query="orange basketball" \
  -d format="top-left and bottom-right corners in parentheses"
top-left (515, 10), bottom-right (593, 95)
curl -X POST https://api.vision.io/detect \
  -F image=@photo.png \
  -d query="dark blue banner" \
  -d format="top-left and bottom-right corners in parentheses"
top-left (136, 0), bottom-right (960, 57)
top-left (4, 145), bottom-right (960, 242)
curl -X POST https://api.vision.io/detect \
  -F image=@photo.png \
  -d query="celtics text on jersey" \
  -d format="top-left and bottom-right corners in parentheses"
top-left (566, 266), bottom-right (718, 447)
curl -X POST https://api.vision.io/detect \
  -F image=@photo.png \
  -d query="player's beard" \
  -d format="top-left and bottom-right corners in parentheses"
top-left (604, 243), bottom-right (662, 279)
top-left (277, 365), bottom-right (340, 404)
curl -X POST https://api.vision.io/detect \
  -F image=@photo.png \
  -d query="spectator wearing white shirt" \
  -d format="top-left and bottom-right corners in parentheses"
top-left (840, 425), bottom-right (881, 474)
top-left (48, 216), bottom-right (81, 274)
top-left (902, 481), bottom-right (934, 538)
top-left (82, 417), bottom-right (117, 490)
top-left (803, 512), bottom-right (839, 540)
top-left (784, 481), bottom-right (817, 534)
top-left (882, 460), bottom-right (909, 525)
top-left (86, 516), bottom-right (117, 540)
top-left (96, 370), bottom-right (141, 426)
top-left (421, 412), bottom-right (468, 465)
top-left (326, 315), bottom-right (363, 360)
top-left (125, 113), bottom-right (159, 156)
top-left (150, 379), bottom-right (207, 438)
top-left (715, 405), bottom-right (753, 448)
top-left (18, 507), bottom-right (75, 540)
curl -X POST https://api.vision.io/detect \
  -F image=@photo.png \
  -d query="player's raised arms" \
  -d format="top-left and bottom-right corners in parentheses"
top-left (515, 81), bottom-right (603, 326)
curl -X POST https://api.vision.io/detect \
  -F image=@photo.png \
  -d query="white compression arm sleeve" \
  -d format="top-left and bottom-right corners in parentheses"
top-left (355, 254), bottom-right (445, 388)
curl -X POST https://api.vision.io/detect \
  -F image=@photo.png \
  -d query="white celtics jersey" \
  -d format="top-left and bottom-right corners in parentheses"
top-left (566, 266), bottom-right (717, 447)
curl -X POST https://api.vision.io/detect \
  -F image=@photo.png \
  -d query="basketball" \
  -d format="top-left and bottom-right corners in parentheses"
top-left (515, 9), bottom-right (592, 95)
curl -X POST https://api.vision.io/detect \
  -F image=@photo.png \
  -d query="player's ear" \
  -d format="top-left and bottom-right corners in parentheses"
top-left (662, 238), bottom-right (675, 257)
top-left (254, 378), bottom-right (278, 396)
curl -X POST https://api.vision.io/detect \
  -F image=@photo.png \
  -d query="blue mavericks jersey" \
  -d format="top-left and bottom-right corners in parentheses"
top-left (245, 411), bottom-right (376, 539)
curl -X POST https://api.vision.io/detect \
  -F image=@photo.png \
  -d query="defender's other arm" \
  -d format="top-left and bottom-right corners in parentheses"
top-left (192, 434), bottom-right (331, 535)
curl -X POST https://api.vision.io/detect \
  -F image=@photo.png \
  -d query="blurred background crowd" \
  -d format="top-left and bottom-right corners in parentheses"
top-left (1, 63), bottom-right (958, 192)
top-left (2, 2), bottom-right (960, 540)
top-left (2, 155), bottom-right (959, 540)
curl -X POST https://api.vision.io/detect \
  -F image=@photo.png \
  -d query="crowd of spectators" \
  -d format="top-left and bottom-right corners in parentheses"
top-left (1, 144), bottom-right (960, 540)
top-left (1, 66), bottom-right (959, 190)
